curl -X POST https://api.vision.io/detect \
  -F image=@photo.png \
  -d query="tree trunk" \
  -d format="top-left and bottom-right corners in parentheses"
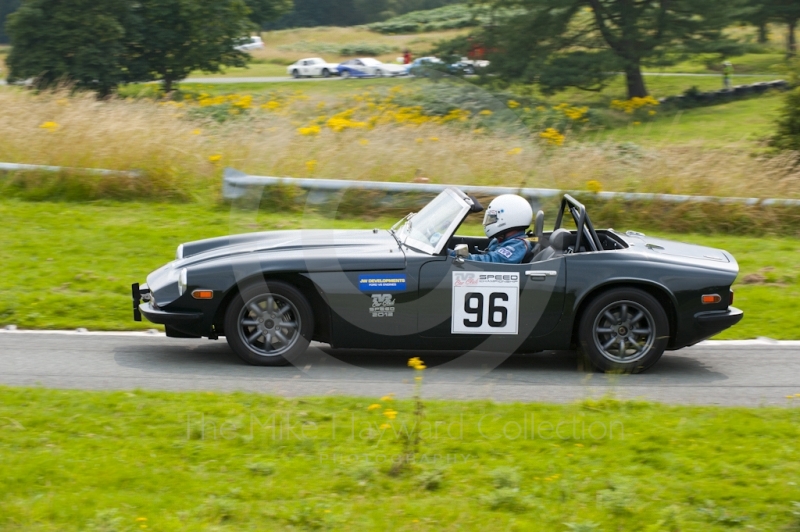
top-left (624, 64), bottom-right (648, 99)
top-left (758, 22), bottom-right (768, 44)
top-left (163, 76), bottom-right (173, 93)
top-left (788, 19), bottom-right (797, 57)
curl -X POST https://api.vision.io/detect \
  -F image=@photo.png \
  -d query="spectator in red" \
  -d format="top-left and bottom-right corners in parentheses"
top-left (403, 49), bottom-right (412, 64)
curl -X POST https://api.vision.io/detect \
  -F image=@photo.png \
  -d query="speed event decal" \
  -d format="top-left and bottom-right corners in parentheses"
top-left (451, 272), bottom-right (520, 335)
top-left (370, 294), bottom-right (395, 318)
top-left (358, 274), bottom-right (407, 292)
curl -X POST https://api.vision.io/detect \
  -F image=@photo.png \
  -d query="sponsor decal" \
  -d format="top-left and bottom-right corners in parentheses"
top-left (370, 294), bottom-right (395, 318)
top-left (497, 247), bottom-right (514, 259)
top-left (358, 274), bottom-right (407, 292)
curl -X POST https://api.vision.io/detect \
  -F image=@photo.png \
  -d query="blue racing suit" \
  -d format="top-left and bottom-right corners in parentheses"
top-left (450, 230), bottom-right (530, 263)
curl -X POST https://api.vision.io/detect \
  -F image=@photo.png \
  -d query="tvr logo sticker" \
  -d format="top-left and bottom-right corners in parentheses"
top-left (370, 294), bottom-right (395, 318)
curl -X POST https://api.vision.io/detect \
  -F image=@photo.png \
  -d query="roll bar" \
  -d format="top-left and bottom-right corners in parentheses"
top-left (553, 194), bottom-right (603, 252)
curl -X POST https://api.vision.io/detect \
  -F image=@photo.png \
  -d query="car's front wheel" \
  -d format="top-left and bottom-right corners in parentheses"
top-left (224, 281), bottom-right (314, 366)
top-left (291, 69), bottom-right (300, 79)
top-left (577, 287), bottom-right (669, 373)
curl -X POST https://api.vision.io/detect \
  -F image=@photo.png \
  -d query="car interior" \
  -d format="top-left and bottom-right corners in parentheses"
top-left (446, 194), bottom-right (629, 263)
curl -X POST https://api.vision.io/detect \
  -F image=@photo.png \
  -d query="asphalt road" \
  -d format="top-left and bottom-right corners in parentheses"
top-left (1, 331), bottom-right (799, 406)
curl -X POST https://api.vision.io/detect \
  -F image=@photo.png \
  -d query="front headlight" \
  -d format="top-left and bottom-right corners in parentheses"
top-left (176, 244), bottom-right (184, 260)
top-left (178, 268), bottom-right (188, 296)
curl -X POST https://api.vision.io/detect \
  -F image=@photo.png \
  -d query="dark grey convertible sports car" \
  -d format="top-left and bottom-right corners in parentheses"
top-left (132, 189), bottom-right (742, 373)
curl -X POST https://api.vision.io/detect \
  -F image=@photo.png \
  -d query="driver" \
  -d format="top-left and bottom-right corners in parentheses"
top-left (450, 194), bottom-right (533, 263)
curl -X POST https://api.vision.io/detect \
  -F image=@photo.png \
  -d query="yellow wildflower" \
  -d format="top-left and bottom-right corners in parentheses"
top-left (587, 180), bottom-right (602, 193)
top-left (535, 106), bottom-right (547, 112)
top-left (408, 357), bottom-right (426, 370)
top-left (428, 137), bottom-right (439, 142)
top-left (380, 394), bottom-right (394, 401)
top-left (507, 100), bottom-right (520, 108)
top-left (191, 129), bottom-right (202, 135)
top-left (479, 110), bottom-right (493, 116)
top-left (416, 138), bottom-right (424, 143)
top-left (306, 160), bottom-right (317, 173)
top-left (359, 139), bottom-right (369, 146)
top-left (261, 100), bottom-right (281, 111)
top-left (633, 121), bottom-right (641, 126)
top-left (380, 423), bottom-right (391, 430)
top-left (208, 154), bottom-right (222, 162)
top-left (539, 128), bottom-right (565, 146)
top-left (507, 147), bottom-right (523, 155)
top-left (297, 125), bottom-right (321, 136)
top-left (368, 403), bottom-right (382, 410)
top-left (39, 121), bottom-right (60, 131)
top-left (383, 409), bottom-right (398, 420)
top-left (136, 518), bottom-right (148, 522)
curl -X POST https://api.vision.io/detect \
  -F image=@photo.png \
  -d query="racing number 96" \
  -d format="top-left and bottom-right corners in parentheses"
top-left (463, 292), bottom-right (509, 328)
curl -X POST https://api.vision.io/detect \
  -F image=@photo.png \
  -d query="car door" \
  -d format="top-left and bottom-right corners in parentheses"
top-left (300, 60), bottom-right (312, 76)
top-left (417, 254), bottom-right (566, 349)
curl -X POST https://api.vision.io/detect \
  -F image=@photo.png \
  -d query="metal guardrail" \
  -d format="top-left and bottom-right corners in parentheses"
top-left (3, 162), bottom-right (800, 207)
top-left (222, 167), bottom-right (800, 207)
top-left (0, 162), bottom-right (138, 177)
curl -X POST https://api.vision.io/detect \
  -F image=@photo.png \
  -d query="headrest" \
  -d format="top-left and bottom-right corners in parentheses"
top-left (549, 228), bottom-right (572, 251)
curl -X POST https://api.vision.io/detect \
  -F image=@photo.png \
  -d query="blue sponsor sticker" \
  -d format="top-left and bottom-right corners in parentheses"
top-left (358, 274), bottom-right (407, 292)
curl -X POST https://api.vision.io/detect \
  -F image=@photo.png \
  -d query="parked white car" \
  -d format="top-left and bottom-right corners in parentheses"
top-left (336, 58), bottom-right (408, 78)
top-left (286, 58), bottom-right (341, 78)
top-left (235, 36), bottom-right (264, 52)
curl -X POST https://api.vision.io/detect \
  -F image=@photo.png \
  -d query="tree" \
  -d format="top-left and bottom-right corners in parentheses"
top-left (0, 0), bottom-right (21, 44)
top-left (767, 0), bottom-right (800, 56)
top-left (468, 0), bottom-right (748, 99)
top-left (5, 0), bottom-right (132, 95)
top-left (124, 0), bottom-right (253, 92)
top-left (243, 0), bottom-right (293, 26)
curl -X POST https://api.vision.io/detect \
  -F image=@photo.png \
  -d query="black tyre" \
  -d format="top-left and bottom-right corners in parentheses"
top-left (577, 287), bottom-right (669, 373)
top-left (224, 281), bottom-right (314, 366)
top-left (340, 70), bottom-right (351, 79)
top-left (291, 69), bottom-right (300, 79)
top-left (322, 68), bottom-right (330, 78)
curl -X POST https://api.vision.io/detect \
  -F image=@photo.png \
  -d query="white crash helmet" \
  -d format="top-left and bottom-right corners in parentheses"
top-left (482, 194), bottom-right (533, 238)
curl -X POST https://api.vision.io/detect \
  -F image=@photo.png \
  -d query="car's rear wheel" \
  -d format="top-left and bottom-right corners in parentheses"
top-left (577, 287), bottom-right (668, 373)
top-left (340, 70), bottom-right (350, 79)
top-left (291, 69), bottom-right (300, 79)
top-left (322, 68), bottom-right (330, 78)
top-left (376, 69), bottom-right (384, 77)
top-left (224, 281), bottom-right (314, 366)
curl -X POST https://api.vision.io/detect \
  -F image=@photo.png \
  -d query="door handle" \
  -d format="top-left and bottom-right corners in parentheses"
top-left (525, 270), bottom-right (558, 281)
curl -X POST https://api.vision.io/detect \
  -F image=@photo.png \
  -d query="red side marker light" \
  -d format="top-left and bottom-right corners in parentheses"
top-left (192, 290), bottom-right (214, 300)
top-left (702, 294), bottom-right (721, 304)
top-left (729, 290), bottom-right (734, 306)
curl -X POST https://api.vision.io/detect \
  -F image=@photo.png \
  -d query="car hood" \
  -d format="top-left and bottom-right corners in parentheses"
top-left (175, 229), bottom-right (405, 270)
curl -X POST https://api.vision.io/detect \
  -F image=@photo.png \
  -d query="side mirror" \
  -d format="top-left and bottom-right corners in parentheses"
top-left (454, 244), bottom-right (469, 263)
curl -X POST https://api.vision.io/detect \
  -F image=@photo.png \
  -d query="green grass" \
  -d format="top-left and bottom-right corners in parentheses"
top-left (1, 386), bottom-right (799, 530)
top-left (587, 93), bottom-right (784, 146)
top-left (0, 199), bottom-right (798, 339)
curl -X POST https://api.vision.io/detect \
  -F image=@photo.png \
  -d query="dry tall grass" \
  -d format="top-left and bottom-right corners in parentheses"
top-left (1, 87), bottom-right (800, 202)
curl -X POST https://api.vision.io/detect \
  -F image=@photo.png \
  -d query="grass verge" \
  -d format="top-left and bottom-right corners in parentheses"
top-left (0, 199), bottom-right (798, 339)
top-left (1, 386), bottom-right (799, 530)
